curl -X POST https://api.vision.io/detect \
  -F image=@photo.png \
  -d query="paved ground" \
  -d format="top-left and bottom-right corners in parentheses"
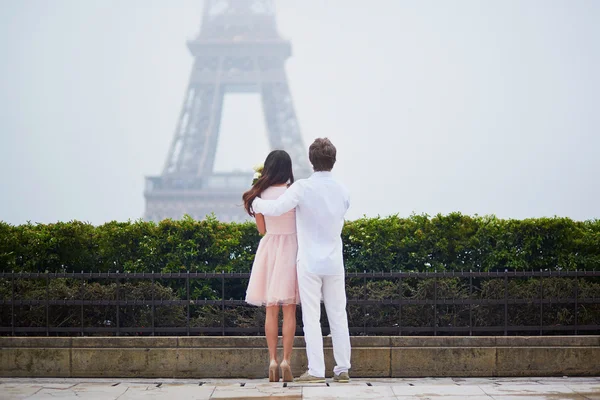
top-left (1, 377), bottom-right (599, 399)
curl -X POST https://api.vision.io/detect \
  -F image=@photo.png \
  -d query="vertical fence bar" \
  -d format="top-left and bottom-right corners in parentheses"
top-left (398, 272), bottom-right (402, 336)
top-left (80, 273), bottom-right (84, 336)
top-left (469, 271), bottom-right (473, 336)
top-left (504, 270), bottom-right (508, 336)
top-left (151, 272), bottom-right (155, 336)
top-left (363, 271), bottom-right (367, 335)
top-left (539, 270), bottom-right (543, 335)
top-left (11, 272), bottom-right (15, 336)
top-left (116, 273), bottom-right (120, 337)
top-left (433, 272), bottom-right (437, 336)
top-left (186, 272), bottom-right (190, 336)
top-left (46, 273), bottom-right (50, 336)
top-left (221, 271), bottom-right (225, 336)
top-left (574, 269), bottom-right (579, 335)
top-left (257, 305), bottom-right (262, 336)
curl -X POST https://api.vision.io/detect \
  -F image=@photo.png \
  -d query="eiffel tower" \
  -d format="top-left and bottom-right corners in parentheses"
top-left (144, 0), bottom-right (311, 222)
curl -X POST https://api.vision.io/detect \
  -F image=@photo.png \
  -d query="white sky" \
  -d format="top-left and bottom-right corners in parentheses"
top-left (1, 0), bottom-right (599, 224)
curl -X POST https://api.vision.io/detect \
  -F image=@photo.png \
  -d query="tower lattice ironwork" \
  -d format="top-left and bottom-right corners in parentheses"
top-left (144, 0), bottom-right (310, 222)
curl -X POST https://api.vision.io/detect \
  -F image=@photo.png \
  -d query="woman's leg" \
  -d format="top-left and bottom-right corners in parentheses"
top-left (265, 305), bottom-right (280, 363)
top-left (281, 304), bottom-right (297, 363)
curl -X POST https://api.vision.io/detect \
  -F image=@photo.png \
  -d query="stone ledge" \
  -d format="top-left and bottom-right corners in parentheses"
top-left (0, 348), bottom-right (71, 377)
top-left (494, 336), bottom-right (600, 347)
top-left (391, 336), bottom-right (496, 347)
top-left (392, 347), bottom-right (497, 377)
top-left (391, 336), bottom-right (600, 347)
top-left (1, 336), bottom-right (598, 378)
top-left (0, 337), bottom-right (72, 348)
top-left (496, 346), bottom-right (600, 377)
top-left (72, 337), bottom-right (178, 348)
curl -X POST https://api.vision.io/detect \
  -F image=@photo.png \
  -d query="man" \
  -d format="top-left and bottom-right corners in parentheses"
top-left (252, 138), bottom-right (351, 383)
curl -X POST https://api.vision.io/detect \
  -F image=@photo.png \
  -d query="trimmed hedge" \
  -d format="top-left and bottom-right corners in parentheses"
top-left (1, 214), bottom-right (599, 336)
top-left (1, 213), bottom-right (599, 273)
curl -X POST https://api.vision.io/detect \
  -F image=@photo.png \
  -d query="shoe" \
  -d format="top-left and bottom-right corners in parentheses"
top-left (280, 360), bottom-right (293, 382)
top-left (333, 372), bottom-right (350, 383)
top-left (269, 360), bottom-right (280, 382)
top-left (294, 371), bottom-right (325, 383)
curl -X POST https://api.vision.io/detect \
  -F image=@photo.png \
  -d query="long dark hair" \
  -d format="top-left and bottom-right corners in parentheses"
top-left (243, 150), bottom-right (294, 216)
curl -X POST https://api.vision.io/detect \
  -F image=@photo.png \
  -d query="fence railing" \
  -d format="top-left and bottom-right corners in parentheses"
top-left (1, 270), bottom-right (599, 336)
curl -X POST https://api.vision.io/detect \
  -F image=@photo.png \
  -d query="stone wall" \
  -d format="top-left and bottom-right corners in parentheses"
top-left (1, 336), bottom-right (598, 378)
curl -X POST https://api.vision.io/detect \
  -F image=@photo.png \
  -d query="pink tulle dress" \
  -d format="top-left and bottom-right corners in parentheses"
top-left (245, 185), bottom-right (300, 307)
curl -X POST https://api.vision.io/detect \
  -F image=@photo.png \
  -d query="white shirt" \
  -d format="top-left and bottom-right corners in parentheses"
top-left (252, 171), bottom-right (350, 275)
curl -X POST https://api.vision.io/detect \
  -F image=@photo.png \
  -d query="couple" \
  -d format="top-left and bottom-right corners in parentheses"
top-left (242, 138), bottom-right (351, 383)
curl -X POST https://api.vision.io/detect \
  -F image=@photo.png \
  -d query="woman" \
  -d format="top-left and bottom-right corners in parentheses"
top-left (243, 150), bottom-right (299, 382)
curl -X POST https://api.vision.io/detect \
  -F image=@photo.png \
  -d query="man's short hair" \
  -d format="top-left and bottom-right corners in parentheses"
top-left (309, 138), bottom-right (336, 172)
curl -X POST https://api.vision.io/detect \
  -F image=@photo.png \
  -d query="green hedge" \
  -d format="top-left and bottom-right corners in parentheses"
top-left (1, 214), bottom-right (599, 335)
top-left (1, 213), bottom-right (599, 273)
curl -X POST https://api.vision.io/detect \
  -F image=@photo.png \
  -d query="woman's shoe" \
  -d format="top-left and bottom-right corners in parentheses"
top-left (280, 360), bottom-right (293, 382)
top-left (269, 360), bottom-right (280, 382)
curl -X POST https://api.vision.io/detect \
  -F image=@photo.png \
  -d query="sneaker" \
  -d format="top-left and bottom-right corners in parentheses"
top-left (294, 371), bottom-right (326, 383)
top-left (333, 372), bottom-right (350, 383)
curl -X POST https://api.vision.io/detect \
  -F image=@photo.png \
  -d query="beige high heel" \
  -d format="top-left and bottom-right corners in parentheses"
top-left (269, 360), bottom-right (280, 382)
top-left (280, 360), bottom-right (293, 382)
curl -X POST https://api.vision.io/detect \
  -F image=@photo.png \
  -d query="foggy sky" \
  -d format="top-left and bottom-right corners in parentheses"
top-left (1, 0), bottom-right (599, 225)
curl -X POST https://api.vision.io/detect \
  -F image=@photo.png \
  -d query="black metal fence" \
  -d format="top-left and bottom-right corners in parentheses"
top-left (1, 270), bottom-right (599, 336)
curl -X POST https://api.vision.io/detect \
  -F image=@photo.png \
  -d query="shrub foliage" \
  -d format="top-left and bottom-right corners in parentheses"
top-left (1, 213), bottom-right (598, 335)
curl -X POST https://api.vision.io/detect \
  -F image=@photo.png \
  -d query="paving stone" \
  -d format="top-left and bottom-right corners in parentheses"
top-left (210, 386), bottom-right (301, 399)
top-left (118, 384), bottom-right (216, 400)
top-left (489, 396), bottom-right (588, 400)
top-left (479, 383), bottom-right (578, 396)
top-left (392, 384), bottom-right (488, 396)
top-left (302, 385), bottom-right (396, 399)
top-left (0, 384), bottom-right (42, 399)
top-left (565, 383), bottom-right (600, 393)
top-left (395, 397), bottom-right (492, 400)
top-left (0, 377), bottom-right (599, 399)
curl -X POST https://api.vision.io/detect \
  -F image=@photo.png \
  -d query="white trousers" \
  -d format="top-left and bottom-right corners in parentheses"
top-left (297, 266), bottom-right (351, 377)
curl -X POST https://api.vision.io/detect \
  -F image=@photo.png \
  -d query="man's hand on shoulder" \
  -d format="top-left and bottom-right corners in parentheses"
top-left (251, 196), bottom-right (263, 210)
top-left (252, 180), bottom-right (305, 216)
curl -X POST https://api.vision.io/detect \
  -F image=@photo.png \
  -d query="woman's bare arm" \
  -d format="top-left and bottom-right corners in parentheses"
top-left (255, 213), bottom-right (266, 235)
